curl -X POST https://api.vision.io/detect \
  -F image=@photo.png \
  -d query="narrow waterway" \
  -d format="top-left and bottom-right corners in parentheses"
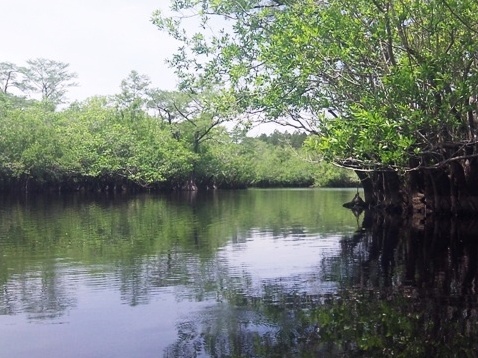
top-left (0, 189), bottom-right (476, 357)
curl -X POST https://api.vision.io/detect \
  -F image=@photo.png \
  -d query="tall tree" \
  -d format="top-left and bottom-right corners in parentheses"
top-left (22, 58), bottom-right (77, 105)
top-left (0, 62), bottom-right (32, 109)
top-left (146, 88), bottom-right (190, 125)
top-left (156, 0), bottom-right (478, 214)
top-left (115, 70), bottom-right (152, 113)
top-left (0, 62), bottom-right (24, 94)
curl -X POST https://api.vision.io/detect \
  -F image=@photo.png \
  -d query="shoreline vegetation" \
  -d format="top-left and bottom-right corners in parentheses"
top-left (5, 0), bottom-right (478, 216)
top-left (153, 0), bottom-right (478, 216)
top-left (0, 90), bottom-right (358, 194)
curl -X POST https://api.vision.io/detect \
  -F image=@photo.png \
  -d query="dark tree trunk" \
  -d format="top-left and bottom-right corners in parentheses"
top-left (355, 171), bottom-right (403, 214)
top-left (356, 159), bottom-right (478, 216)
top-left (355, 171), bottom-right (375, 205)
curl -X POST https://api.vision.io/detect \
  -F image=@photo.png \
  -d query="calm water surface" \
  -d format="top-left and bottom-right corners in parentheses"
top-left (1, 189), bottom-right (477, 357)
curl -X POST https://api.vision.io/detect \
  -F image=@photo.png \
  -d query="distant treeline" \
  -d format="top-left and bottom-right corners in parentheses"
top-left (0, 98), bottom-right (358, 192)
top-left (0, 63), bottom-right (358, 193)
top-left (1, 102), bottom-right (359, 192)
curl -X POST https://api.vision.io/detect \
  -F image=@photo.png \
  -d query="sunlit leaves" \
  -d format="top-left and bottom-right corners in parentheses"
top-left (62, 98), bottom-right (194, 187)
top-left (157, 0), bottom-right (478, 171)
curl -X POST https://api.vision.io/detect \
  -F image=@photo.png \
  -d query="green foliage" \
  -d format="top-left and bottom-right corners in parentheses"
top-left (60, 97), bottom-right (195, 187)
top-left (0, 94), bottom-right (195, 190)
top-left (195, 132), bottom-right (256, 188)
top-left (0, 103), bottom-right (63, 184)
top-left (247, 132), bottom-right (358, 187)
top-left (0, 62), bottom-right (24, 94)
top-left (22, 58), bottom-right (78, 105)
top-left (0, 60), bottom-right (351, 191)
top-left (312, 162), bottom-right (360, 188)
top-left (250, 140), bottom-right (313, 187)
top-left (114, 70), bottom-right (152, 116)
top-left (156, 0), bottom-right (478, 171)
top-left (305, 288), bottom-right (477, 357)
top-left (258, 130), bottom-right (307, 149)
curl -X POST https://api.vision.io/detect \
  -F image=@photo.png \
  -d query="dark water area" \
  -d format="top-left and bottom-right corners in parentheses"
top-left (0, 189), bottom-right (477, 357)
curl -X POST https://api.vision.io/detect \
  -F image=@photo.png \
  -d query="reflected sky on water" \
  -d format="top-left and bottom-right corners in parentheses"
top-left (0, 189), bottom-right (357, 357)
top-left (1, 189), bottom-right (476, 357)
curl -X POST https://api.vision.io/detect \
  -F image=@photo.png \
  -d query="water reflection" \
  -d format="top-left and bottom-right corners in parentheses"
top-left (307, 213), bottom-right (478, 357)
top-left (0, 190), bottom-right (477, 357)
top-left (1, 261), bottom-right (78, 320)
top-left (162, 212), bottom-right (478, 357)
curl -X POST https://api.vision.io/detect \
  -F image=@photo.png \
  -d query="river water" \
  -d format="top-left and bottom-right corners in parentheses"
top-left (0, 189), bottom-right (477, 357)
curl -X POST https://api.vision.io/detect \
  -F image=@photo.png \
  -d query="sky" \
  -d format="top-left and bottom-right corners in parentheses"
top-left (1, 0), bottom-right (179, 101)
top-left (1, 0), bottom-right (280, 134)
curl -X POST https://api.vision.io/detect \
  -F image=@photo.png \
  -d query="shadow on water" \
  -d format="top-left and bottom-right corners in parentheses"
top-left (319, 212), bottom-right (478, 357)
top-left (164, 211), bottom-right (478, 358)
top-left (1, 191), bottom-right (478, 357)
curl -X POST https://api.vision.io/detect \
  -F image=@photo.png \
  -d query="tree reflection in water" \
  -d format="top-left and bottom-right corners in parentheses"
top-left (1, 192), bottom-right (478, 357)
top-left (164, 213), bottom-right (478, 357)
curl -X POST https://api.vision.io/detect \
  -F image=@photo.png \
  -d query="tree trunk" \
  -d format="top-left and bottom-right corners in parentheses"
top-left (356, 159), bottom-right (478, 216)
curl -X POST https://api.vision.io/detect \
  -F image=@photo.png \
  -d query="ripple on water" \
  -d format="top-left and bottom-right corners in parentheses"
top-left (217, 230), bottom-right (342, 300)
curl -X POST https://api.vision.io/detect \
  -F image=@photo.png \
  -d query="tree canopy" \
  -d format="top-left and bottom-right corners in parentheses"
top-left (154, 0), bottom-right (478, 173)
top-left (0, 58), bottom-right (77, 106)
top-left (0, 62), bottom-right (356, 192)
top-left (22, 58), bottom-right (78, 105)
